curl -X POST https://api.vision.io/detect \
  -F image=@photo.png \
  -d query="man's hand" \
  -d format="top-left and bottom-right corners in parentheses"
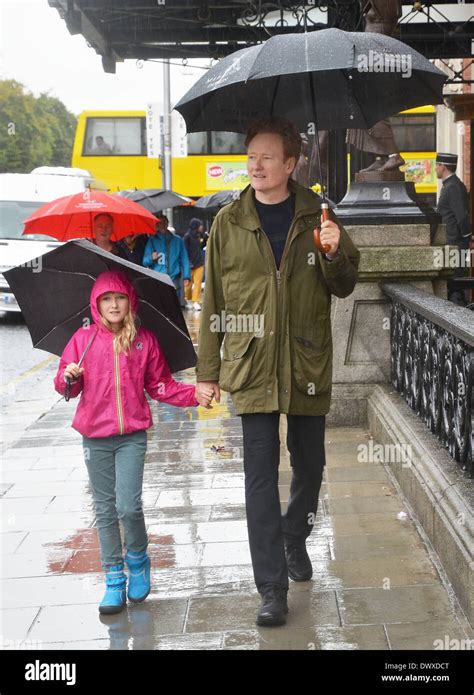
top-left (151, 251), bottom-right (159, 261)
top-left (320, 220), bottom-right (340, 257)
top-left (196, 381), bottom-right (221, 409)
top-left (184, 279), bottom-right (191, 287)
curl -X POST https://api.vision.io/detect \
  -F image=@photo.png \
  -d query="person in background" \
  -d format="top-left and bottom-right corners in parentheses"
top-left (436, 152), bottom-right (472, 306)
top-left (184, 217), bottom-right (205, 311)
top-left (117, 234), bottom-right (148, 266)
top-left (142, 215), bottom-right (191, 308)
top-left (93, 136), bottom-right (113, 155)
top-left (92, 213), bottom-right (127, 259)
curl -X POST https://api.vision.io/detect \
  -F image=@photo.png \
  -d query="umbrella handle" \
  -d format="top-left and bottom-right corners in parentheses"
top-left (64, 329), bottom-right (97, 402)
top-left (65, 377), bottom-right (71, 402)
top-left (313, 203), bottom-right (331, 253)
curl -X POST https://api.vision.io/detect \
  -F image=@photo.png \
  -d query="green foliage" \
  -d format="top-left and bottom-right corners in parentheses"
top-left (0, 80), bottom-right (77, 173)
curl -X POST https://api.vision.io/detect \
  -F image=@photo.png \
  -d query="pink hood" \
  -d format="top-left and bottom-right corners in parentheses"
top-left (90, 270), bottom-right (139, 330)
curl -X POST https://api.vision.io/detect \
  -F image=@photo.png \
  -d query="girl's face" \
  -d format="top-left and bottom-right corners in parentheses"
top-left (98, 292), bottom-right (129, 328)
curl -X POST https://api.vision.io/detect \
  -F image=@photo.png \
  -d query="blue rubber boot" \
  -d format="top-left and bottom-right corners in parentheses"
top-left (125, 550), bottom-right (151, 603)
top-left (99, 563), bottom-right (127, 615)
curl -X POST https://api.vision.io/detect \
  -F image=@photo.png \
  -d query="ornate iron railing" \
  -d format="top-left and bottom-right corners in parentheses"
top-left (382, 283), bottom-right (473, 477)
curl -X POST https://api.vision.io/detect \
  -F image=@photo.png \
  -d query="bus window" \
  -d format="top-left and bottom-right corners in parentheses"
top-left (187, 132), bottom-right (208, 155)
top-left (187, 131), bottom-right (247, 154)
top-left (83, 117), bottom-right (146, 156)
top-left (389, 114), bottom-right (435, 152)
top-left (211, 132), bottom-right (246, 154)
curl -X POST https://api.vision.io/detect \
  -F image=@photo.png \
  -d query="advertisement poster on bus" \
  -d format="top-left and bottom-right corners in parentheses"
top-left (400, 153), bottom-right (437, 192)
top-left (205, 162), bottom-right (250, 190)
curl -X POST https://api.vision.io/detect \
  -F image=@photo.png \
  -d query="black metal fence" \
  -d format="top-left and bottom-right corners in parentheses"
top-left (382, 283), bottom-right (473, 478)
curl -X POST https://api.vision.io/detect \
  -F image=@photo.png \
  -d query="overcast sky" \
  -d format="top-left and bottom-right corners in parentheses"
top-left (0, 0), bottom-right (211, 115)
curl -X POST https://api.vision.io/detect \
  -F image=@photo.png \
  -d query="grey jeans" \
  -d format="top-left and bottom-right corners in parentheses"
top-left (82, 430), bottom-right (148, 569)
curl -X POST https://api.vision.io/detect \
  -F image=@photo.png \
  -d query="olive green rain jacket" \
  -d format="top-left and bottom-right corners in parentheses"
top-left (196, 179), bottom-right (360, 415)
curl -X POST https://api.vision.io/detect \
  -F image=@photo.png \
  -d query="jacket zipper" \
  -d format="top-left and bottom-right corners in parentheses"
top-left (255, 210), bottom-right (314, 402)
top-left (113, 337), bottom-right (125, 435)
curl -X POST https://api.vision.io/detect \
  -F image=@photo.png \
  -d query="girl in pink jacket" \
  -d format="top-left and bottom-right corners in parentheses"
top-left (54, 270), bottom-right (212, 614)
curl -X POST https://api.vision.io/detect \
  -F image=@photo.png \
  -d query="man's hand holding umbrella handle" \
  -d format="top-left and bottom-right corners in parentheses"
top-left (196, 381), bottom-right (221, 409)
top-left (318, 219), bottom-right (340, 258)
top-left (314, 209), bottom-right (341, 258)
top-left (313, 205), bottom-right (340, 256)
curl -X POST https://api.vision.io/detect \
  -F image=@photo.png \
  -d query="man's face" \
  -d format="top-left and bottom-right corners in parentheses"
top-left (247, 132), bottom-right (295, 194)
top-left (156, 218), bottom-right (168, 234)
top-left (435, 163), bottom-right (444, 180)
top-left (93, 215), bottom-right (113, 242)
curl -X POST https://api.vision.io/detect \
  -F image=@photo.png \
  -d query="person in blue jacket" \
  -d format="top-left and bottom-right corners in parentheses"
top-left (143, 215), bottom-right (191, 307)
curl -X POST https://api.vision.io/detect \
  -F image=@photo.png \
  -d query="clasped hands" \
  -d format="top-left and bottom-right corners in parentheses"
top-left (195, 381), bottom-right (221, 409)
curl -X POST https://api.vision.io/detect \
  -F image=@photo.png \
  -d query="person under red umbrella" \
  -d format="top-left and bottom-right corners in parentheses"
top-left (91, 212), bottom-right (127, 259)
top-left (22, 190), bottom-right (157, 242)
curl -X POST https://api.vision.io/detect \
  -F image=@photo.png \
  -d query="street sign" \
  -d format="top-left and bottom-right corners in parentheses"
top-left (171, 111), bottom-right (188, 158)
top-left (146, 102), bottom-right (162, 158)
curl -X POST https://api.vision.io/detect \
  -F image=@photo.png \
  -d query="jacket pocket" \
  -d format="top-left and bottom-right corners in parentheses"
top-left (291, 335), bottom-right (332, 395)
top-left (219, 333), bottom-right (257, 393)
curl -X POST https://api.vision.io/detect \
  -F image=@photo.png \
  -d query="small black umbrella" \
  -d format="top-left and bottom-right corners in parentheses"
top-left (174, 28), bottom-right (446, 133)
top-left (4, 240), bottom-right (196, 374)
top-left (118, 189), bottom-right (192, 214)
top-left (194, 190), bottom-right (242, 210)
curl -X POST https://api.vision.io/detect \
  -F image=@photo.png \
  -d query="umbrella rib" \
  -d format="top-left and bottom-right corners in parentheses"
top-left (42, 267), bottom-right (99, 283)
top-left (35, 302), bottom-right (93, 348)
top-left (270, 74), bottom-right (280, 116)
top-left (138, 298), bottom-right (192, 341)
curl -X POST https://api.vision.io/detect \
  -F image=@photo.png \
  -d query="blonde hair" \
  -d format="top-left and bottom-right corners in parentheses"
top-left (99, 304), bottom-right (138, 355)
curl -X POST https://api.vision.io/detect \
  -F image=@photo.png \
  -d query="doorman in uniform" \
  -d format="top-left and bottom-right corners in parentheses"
top-left (436, 152), bottom-right (472, 306)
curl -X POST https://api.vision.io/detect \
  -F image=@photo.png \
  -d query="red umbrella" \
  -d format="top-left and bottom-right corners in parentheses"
top-left (22, 190), bottom-right (158, 241)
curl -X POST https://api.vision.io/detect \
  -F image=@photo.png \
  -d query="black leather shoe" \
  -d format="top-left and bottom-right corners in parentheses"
top-left (256, 584), bottom-right (288, 627)
top-left (285, 542), bottom-right (313, 582)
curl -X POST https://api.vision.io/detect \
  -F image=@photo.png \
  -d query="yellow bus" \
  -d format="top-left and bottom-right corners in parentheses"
top-left (72, 110), bottom-right (249, 197)
top-left (72, 106), bottom-right (436, 201)
top-left (392, 105), bottom-right (437, 200)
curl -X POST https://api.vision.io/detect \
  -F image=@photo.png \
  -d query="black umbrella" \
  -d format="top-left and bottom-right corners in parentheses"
top-left (174, 28), bottom-right (446, 133)
top-left (4, 240), bottom-right (196, 374)
top-left (118, 189), bottom-right (192, 214)
top-left (194, 190), bottom-right (242, 210)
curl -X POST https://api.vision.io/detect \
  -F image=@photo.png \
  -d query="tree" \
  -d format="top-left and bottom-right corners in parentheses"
top-left (0, 80), bottom-right (77, 173)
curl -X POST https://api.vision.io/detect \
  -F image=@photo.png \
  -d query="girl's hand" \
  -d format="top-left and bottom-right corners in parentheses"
top-left (195, 383), bottom-right (214, 409)
top-left (64, 363), bottom-right (85, 381)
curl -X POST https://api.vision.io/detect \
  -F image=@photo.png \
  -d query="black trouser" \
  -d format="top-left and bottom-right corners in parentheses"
top-left (240, 412), bottom-right (326, 593)
top-left (448, 237), bottom-right (471, 306)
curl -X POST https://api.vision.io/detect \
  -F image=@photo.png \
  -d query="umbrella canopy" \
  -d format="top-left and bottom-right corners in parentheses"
top-left (194, 190), bottom-right (241, 209)
top-left (22, 191), bottom-right (157, 242)
top-left (174, 28), bottom-right (447, 133)
top-left (118, 189), bottom-right (192, 214)
top-left (4, 240), bottom-right (196, 374)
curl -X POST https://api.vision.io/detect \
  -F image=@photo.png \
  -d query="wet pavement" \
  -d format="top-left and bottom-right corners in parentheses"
top-left (1, 312), bottom-right (473, 650)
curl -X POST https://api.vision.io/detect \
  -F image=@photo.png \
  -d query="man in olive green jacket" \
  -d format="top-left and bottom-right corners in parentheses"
top-left (196, 117), bottom-right (360, 626)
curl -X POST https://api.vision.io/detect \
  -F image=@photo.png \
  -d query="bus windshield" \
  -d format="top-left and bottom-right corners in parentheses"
top-left (0, 201), bottom-right (54, 241)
